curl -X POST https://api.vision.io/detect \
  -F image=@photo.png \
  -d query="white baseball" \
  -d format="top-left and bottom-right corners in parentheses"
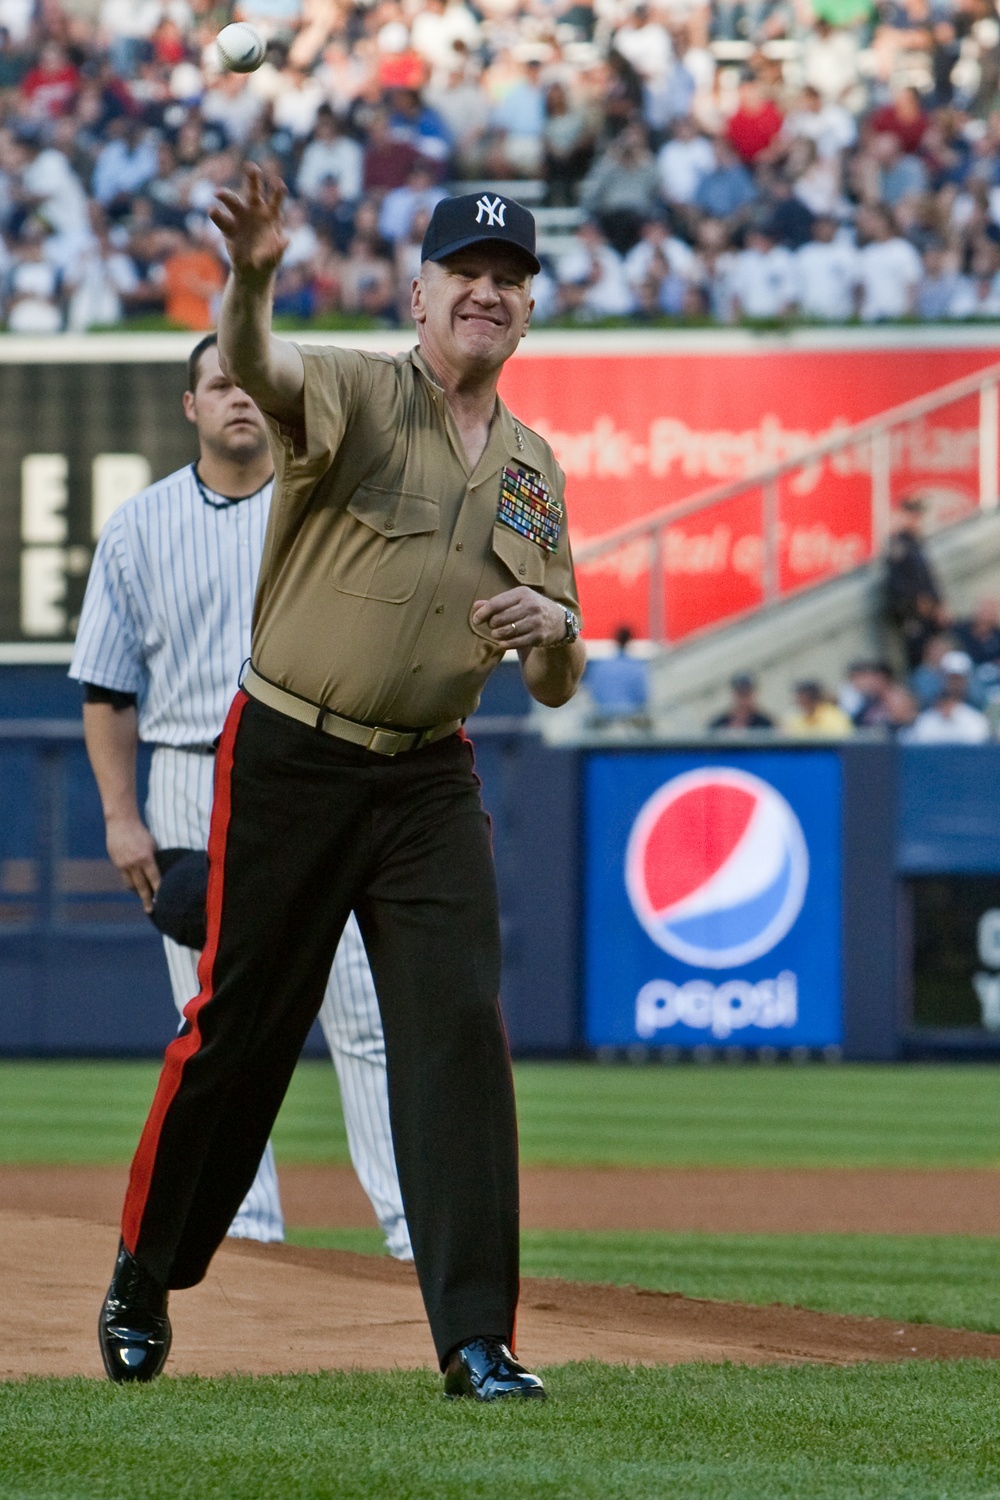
top-left (216, 22), bottom-right (266, 73)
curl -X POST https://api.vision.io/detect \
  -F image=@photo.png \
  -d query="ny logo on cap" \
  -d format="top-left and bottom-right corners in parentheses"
top-left (475, 195), bottom-right (506, 228)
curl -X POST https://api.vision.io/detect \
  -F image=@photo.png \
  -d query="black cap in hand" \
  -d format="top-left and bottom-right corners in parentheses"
top-left (150, 848), bottom-right (209, 952)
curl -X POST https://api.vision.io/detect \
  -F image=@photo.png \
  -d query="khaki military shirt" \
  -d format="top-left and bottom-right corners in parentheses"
top-left (253, 344), bottom-right (581, 728)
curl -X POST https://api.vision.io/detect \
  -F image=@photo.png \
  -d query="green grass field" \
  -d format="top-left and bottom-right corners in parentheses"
top-left (4, 1058), bottom-right (1000, 1166)
top-left (5, 1364), bottom-right (1000, 1500)
top-left (5, 1060), bottom-right (1000, 1498)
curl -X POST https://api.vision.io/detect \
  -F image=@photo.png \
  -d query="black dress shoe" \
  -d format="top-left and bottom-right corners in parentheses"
top-left (443, 1337), bottom-right (546, 1401)
top-left (99, 1242), bottom-right (172, 1384)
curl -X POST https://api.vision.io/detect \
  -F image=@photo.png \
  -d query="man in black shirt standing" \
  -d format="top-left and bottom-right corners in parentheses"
top-left (884, 496), bottom-right (949, 670)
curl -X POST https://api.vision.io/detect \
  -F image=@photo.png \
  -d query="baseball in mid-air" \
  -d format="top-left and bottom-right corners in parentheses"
top-left (216, 22), bottom-right (266, 73)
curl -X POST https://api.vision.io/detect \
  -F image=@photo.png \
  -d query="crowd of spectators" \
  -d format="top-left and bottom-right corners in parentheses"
top-left (700, 492), bottom-right (1000, 740)
top-left (4, 0), bottom-right (1000, 329)
top-left (707, 633), bottom-right (995, 744)
top-left (704, 619), bottom-right (1000, 741)
top-left (581, 627), bottom-right (1000, 741)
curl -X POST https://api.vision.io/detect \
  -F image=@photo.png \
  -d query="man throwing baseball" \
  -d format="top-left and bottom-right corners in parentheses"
top-left (99, 169), bottom-right (584, 1401)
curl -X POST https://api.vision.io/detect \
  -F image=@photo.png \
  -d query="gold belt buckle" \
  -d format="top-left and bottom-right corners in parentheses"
top-left (366, 726), bottom-right (406, 756)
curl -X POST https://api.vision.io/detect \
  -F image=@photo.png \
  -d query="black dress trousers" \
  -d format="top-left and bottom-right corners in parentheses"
top-left (122, 691), bottom-right (520, 1367)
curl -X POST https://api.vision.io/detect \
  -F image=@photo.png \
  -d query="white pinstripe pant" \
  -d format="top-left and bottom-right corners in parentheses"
top-left (146, 746), bottom-right (412, 1259)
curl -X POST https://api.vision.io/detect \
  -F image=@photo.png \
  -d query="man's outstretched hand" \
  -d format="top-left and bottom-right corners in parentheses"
top-left (210, 163), bottom-right (288, 279)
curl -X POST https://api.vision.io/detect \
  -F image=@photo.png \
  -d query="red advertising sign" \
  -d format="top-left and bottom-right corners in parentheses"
top-left (498, 338), bottom-right (999, 640)
top-left (5, 330), bottom-right (996, 655)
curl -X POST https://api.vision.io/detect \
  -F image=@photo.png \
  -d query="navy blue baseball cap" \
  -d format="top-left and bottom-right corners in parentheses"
top-left (421, 192), bottom-right (541, 275)
top-left (150, 848), bottom-right (208, 951)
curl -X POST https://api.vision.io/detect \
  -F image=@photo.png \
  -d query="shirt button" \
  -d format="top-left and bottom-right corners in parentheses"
top-left (384, 520), bottom-right (395, 531)
top-left (411, 663), bottom-right (422, 673)
top-left (518, 564), bottom-right (526, 576)
top-left (455, 542), bottom-right (463, 552)
top-left (435, 604), bottom-right (444, 614)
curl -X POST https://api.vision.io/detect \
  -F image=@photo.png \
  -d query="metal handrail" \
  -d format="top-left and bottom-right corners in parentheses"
top-left (0, 719), bottom-right (85, 740)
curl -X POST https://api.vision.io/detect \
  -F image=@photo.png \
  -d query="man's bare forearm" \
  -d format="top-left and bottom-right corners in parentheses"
top-left (83, 701), bottom-right (143, 822)
top-left (83, 702), bottom-right (161, 908)
top-left (520, 640), bottom-right (586, 708)
top-left (217, 270), bottom-right (305, 427)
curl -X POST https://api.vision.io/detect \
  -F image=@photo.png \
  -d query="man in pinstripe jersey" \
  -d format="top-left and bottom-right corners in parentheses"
top-left (70, 333), bottom-right (412, 1260)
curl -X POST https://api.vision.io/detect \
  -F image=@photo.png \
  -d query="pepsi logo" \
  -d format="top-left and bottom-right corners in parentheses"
top-left (624, 768), bottom-right (809, 968)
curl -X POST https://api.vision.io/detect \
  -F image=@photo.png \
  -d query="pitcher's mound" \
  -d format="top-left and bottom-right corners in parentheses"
top-left (4, 1209), bottom-right (1000, 1381)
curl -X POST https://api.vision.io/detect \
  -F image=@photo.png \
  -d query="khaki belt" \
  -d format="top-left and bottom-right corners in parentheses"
top-left (242, 665), bottom-right (462, 757)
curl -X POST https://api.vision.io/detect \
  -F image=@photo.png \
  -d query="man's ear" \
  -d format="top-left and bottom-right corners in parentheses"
top-left (182, 390), bottom-right (197, 425)
top-left (521, 295), bottom-right (534, 339)
top-left (411, 275), bottom-right (426, 324)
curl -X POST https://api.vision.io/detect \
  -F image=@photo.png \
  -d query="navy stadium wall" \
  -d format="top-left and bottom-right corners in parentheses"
top-left (4, 666), bottom-right (1000, 1059)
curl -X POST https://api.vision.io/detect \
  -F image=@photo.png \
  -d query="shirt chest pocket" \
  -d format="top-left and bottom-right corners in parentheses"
top-left (335, 486), bottom-right (440, 603)
top-left (491, 523), bottom-right (547, 588)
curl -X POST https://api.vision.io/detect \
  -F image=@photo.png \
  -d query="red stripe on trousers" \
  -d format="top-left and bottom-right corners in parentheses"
top-left (121, 690), bottom-right (249, 1255)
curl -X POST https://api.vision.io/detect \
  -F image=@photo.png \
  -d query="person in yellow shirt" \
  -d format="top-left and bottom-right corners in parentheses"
top-left (783, 680), bottom-right (854, 738)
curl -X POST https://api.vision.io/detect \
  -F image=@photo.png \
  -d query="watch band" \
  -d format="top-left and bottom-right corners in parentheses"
top-left (547, 608), bottom-right (581, 647)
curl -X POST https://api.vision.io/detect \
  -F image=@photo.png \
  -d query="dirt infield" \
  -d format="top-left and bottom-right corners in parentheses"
top-left (4, 1164), bottom-right (1000, 1379)
top-left (5, 1208), bottom-right (1000, 1380)
top-left (6, 1163), bottom-right (1000, 1234)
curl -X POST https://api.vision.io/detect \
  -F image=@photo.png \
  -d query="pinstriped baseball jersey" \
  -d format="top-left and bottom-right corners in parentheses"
top-left (69, 464), bottom-right (272, 744)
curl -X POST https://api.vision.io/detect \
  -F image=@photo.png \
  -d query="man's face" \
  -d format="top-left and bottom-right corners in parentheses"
top-left (412, 244), bottom-right (534, 374)
top-left (183, 346), bottom-right (270, 463)
top-left (872, 133), bottom-right (899, 167)
top-left (619, 123), bottom-right (645, 157)
top-left (858, 206), bottom-right (889, 243)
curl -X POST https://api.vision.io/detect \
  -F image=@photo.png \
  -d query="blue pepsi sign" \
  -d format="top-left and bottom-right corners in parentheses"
top-left (584, 751), bottom-right (843, 1050)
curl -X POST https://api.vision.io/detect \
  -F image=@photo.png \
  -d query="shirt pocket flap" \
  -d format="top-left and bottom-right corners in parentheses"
top-left (492, 522), bottom-right (546, 586)
top-left (347, 485), bottom-right (439, 537)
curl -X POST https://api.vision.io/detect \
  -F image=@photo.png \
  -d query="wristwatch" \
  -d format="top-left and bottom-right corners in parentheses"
top-left (548, 608), bottom-right (581, 647)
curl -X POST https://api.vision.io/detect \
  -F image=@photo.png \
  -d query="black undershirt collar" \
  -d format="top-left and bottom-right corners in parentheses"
top-left (192, 462), bottom-right (274, 510)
